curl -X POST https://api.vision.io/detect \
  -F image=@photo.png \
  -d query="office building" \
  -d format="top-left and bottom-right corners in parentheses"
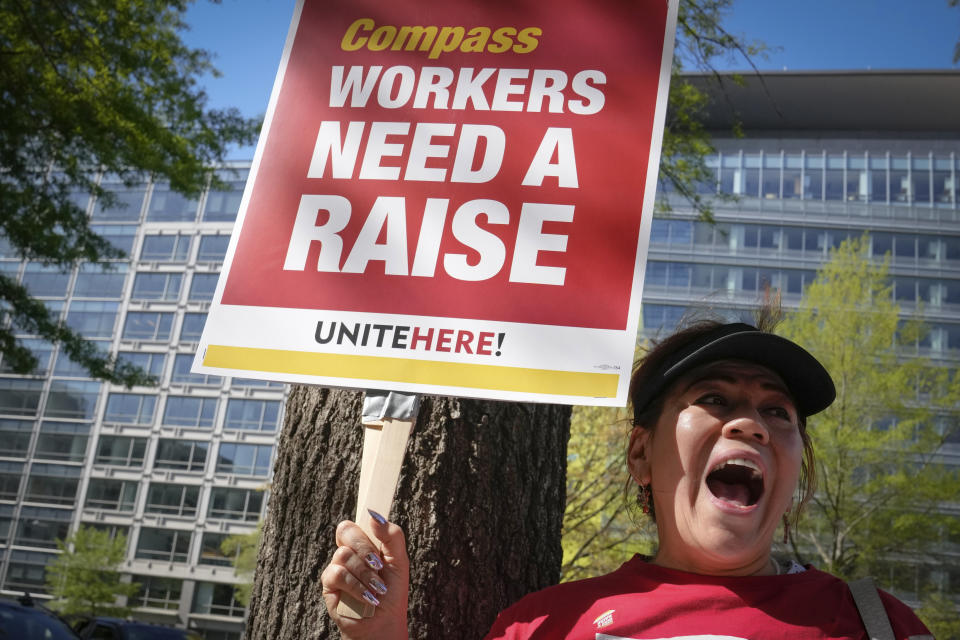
top-left (0, 164), bottom-right (280, 639)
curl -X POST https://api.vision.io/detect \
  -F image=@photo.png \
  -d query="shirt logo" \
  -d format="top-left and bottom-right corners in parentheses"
top-left (593, 609), bottom-right (615, 629)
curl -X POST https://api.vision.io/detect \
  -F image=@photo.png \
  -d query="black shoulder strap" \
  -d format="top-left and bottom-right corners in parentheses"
top-left (848, 577), bottom-right (895, 640)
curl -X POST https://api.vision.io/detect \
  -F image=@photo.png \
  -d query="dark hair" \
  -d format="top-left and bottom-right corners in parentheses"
top-left (626, 308), bottom-right (817, 527)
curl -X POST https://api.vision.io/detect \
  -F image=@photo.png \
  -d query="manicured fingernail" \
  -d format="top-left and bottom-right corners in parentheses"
top-left (368, 509), bottom-right (387, 525)
top-left (369, 577), bottom-right (388, 595)
top-left (365, 553), bottom-right (383, 571)
top-left (362, 590), bottom-right (380, 606)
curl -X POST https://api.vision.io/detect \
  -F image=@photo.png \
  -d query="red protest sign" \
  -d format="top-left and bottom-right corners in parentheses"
top-left (196, 0), bottom-right (678, 406)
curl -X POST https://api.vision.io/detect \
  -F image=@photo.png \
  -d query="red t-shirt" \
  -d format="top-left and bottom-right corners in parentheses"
top-left (484, 556), bottom-right (932, 640)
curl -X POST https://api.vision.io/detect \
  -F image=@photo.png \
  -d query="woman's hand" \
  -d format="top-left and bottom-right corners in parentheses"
top-left (321, 510), bottom-right (410, 640)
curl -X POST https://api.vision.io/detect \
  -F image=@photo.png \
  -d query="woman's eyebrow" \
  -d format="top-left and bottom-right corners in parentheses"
top-left (682, 372), bottom-right (793, 398)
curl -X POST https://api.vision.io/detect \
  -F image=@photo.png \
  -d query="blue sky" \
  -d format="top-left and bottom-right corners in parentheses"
top-left (182, 0), bottom-right (959, 157)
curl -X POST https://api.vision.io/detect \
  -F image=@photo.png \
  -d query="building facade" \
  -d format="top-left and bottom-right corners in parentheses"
top-left (0, 165), bottom-right (279, 639)
top-left (644, 70), bottom-right (960, 610)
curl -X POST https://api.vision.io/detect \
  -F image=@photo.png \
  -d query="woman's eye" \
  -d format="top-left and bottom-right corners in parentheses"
top-left (766, 406), bottom-right (792, 420)
top-left (696, 393), bottom-right (726, 406)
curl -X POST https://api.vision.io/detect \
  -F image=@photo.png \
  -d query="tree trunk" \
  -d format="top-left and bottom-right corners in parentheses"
top-left (244, 385), bottom-right (572, 639)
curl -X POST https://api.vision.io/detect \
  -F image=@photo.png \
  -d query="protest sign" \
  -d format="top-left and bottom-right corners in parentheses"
top-left (194, 0), bottom-right (679, 406)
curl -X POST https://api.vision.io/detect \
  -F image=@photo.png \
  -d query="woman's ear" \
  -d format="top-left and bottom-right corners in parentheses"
top-left (628, 425), bottom-right (652, 486)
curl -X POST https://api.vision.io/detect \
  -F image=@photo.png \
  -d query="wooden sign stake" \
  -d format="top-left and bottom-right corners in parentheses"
top-left (337, 391), bottom-right (418, 619)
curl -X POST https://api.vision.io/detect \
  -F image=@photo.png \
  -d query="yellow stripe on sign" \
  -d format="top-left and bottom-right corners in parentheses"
top-left (203, 345), bottom-right (618, 398)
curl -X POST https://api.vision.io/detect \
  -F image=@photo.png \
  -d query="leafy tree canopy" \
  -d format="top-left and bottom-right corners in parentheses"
top-left (561, 405), bottom-right (655, 582)
top-left (780, 236), bottom-right (960, 583)
top-left (45, 526), bottom-right (138, 617)
top-left (0, 0), bottom-right (258, 384)
top-left (659, 0), bottom-right (767, 222)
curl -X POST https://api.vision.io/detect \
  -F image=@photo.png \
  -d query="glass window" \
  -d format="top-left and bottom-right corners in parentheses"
top-left (21, 263), bottom-right (71, 298)
top-left (0, 461), bottom-right (24, 500)
top-left (25, 463), bottom-right (82, 505)
top-left (116, 351), bottom-right (166, 379)
top-left (782, 168), bottom-right (801, 199)
top-left (188, 273), bottom-right (219, 302)
top-left (132, 575), bottom-right (182, 610)
top-left (5, 550), bottom-right (56, 593)
top-left (224, 399), bottom-right (280, 432)
top-left (216, 443), bottom-right (272, 477)
top-left (44, 380), bottom-right (100, 420)
top-left (91, 224), bottom-right (138, 255)
top-left (140, 234), bottom-right (192, 262)
top-left (846, 169), bottom-right (868, 202)
top-left (229, 377), bottom-right (285, 389)
top-left (667, 263), bottom-right (691, 288)
top-left (198, 235), bottom-right (230, 262)
top-left (649, 220), bottom-right (669, 244)
top-left (144, 483), bottom-right (200, 517)
top-left (52, 341), bottom-right (108, 378)
top-left (103, 393), bottom-right (157, 425)
top-left (1, 338), bottom-right (54, 376)
top-left (760, 164), bottom-right (779, 200)
top-left (65, 301), bottom-right (119, 338)
top-left (84, 478), bottom-right (138, 512)
top-left (803, 163), bottom-right (823, 200)
top-left (208, 488), bottom-right (263, 522)
top-left (759, 227), bottom-right (780, 250)
top-left (199, 532), bottom-right (233, 566)
top-left (72, 263), bottom-right (127, 299)
top-left (891, 161), bottom-right (910, 202)
top-left (14, 507), bottom-right (73, 550)
top-left (894, 235), bottom-right (917, 260)
top-left (872, 232), bottom-right (894, 258)
top-left (894, 277), bottom-right (917, 302)
top-left (918, 235), bottom-right (941, 262)
top-left (782, 226), bottom-right (803, 252)
top-left (912, 166), bottom-right (931, 204)
top-left (944, 281), bottom-right (960, 305)
top-left (641, 303), bottom-right (688, 333)
top-left (131, 272), bottom-right (183, 302)
top-left (147, 183), bottom-right (199, 222)
top-left (171, 353), bottom-right (221, 386)
top-left (933, 169), bottom-right (953, 205)
top-left (719, 157), bottom-right (743, 195)
top-left (0, 419), bottom-right (33, 458)
top-left (645, 262), bottom-right (666, 287)
top-left (0, 504), bottom-right (13, 543)
top-left (827, 229), bottom-right (851, 251)
top-left (34, 422), bottom-right (90, 462)
top-left (0, 378), bottom-right (44, 416)
top-left (870, 166), bottom-right (888, 203)
top-left (162, 396), bottom-right (217, 429)
top-left (824, 163), bottom-right (844, 201)
top-left (135, 527), bottom-right (192, 563)
top-left (91, 188), bottom-right (147, 222)
top-left (14, 506), bottom-right (73, 549)
top-left (192, 581), bottom-right (246, 617)
top-left (122, 311), bottom-right (174, 341)
top-left (179, 313), bottom-right (207, 342)
top-left (154, 439), bottom-right (208, 473)
top-left (95, 436), bottom-right (147, 467)
top-left (203, 169), bottom-right (248, 222)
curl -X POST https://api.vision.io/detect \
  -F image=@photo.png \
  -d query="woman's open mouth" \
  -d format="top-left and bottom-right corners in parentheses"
top-left (706, 458), bottom-right (763, 508)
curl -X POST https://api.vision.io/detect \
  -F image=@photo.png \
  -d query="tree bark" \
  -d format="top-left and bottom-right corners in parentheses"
top-left (244, 385), bottom-right (571, 640)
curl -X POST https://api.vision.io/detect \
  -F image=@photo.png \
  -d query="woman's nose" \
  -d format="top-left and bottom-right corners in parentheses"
top-left (722, 413), bottom-right (770, 444)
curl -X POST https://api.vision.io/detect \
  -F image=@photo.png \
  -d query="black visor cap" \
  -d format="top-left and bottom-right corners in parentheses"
top-left (632, 323), bottom-right (836, 421)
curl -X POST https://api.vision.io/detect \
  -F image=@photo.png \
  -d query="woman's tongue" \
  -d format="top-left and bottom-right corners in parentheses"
top-left (707, 478), bottom-right (751, 506)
